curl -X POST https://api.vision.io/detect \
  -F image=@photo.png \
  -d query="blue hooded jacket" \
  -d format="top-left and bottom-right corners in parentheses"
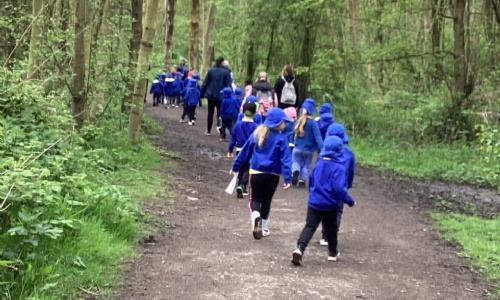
top-left (326, 123), bottom-right (355, 189)
top-left (173, 73), bottom-right (184, 95)
top-left (234, 87), bottom-right (244, 107)
top-left (182, 79), bottom-right (201, 107)
top-left (308, 136), bottom-right (355, 211)
top-left (317, 103), bottom-right (335, 140)
top-left (150, 75), bottom-right (163, 95)
top-left (228, 119), bottom-right (259, 153)
top-left (232, 127), bottom-right (293, 183)
top-left (163, 73), bottom-right (175, 96)
top-left (294, 119), bottom-right (323, 152)
top-left (220, 87), bottom-right (240, 118)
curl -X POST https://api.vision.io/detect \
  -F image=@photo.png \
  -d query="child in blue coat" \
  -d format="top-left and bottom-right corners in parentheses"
top-left (316, 103), bottom-right (335, 140)
top-left (291, 136), bottom-right (356, 265)
top-left (292, 98), bottom-right (324, 187)
top-left (182, 79), bottom-right (200, 125)
top-left (236, 96), bottom-right (263, 125)
top-left (319, 123), bottom-right (356, 246)
top-left (231, 108), bottom-right (293, 240)
top-left (173, 72), bottom-right (184, 107)
top-left (150, 75), bottom-right (163, 106)
top-left (219, 87), bottom-right (240, 141)
top-left (234, 87), bottom-right (244, 108)
top-left (228, 102), bottom-right (259, 198)
top-left (163, 73), bottom-right (175, 107)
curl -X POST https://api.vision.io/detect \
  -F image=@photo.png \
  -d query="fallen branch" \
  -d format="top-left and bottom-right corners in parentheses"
top-left (78, 287), bottom-right (100, 297)
top-left (0, 184), bottom-right (14, 212)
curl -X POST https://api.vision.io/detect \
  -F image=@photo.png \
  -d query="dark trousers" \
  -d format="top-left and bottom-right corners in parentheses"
top-left (168, 95), bottom-right (175, 105)
top-left (249, 173), bottom-right (280, 220)
top-left (175, 94), bottom-right (181, 106)
top-left (187, 106), bottom-right (197, 122)
top-left (321, 204), bottom-right (344, 239)
top-left (298, 206), bottom-right (339, 255)
top-left (207, 100), bottom-right (222, 133)
top-left (181, 104), bottom-right (188, 120)
top-left (220, 116), bottom-right (235, 139)
top-left (153, 94), bottom-right (162, 106)
top-left (236, 151), bottom-right (249, 188)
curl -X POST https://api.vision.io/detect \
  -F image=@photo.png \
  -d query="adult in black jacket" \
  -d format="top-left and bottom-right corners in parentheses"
top-left (274, 65), bottom-right (300, 110)
top-left (200, 57), bottom-right (232, 135)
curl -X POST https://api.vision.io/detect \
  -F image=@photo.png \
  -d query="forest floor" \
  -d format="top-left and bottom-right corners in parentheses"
top-left (114, 97), bottom-right (498, 300)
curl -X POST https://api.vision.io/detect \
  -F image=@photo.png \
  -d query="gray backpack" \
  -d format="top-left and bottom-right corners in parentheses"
top-left (280, 76), bottom-right (297, 105)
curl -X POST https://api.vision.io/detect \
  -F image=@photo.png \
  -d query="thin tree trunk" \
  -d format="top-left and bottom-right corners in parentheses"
top-left (163, 0), bottom-right (176, 70)
top-left (430, 0), bottom-right (444, 83)
top-left (201, 0), bottom-right (215, 76)
top-left (123, 0), bottom-right (143, 113)
top-left (128, 0), bottom-right (161, 144)
top-left (296, 8), bottom-right (319, 107)
top-left (188, 0), bottom-right (200, 71)
top-left (348, 0), bottom-right (358, 46)
top-left (72, 0), bottom-right (87, 130)
top-left (27, 0), bottom-right (44, 79)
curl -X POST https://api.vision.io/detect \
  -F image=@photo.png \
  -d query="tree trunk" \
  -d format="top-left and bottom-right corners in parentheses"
top-left (348, 0), bottom-right (358, 46)
top-left (453, 0), bottom-right (467, 102)
top-left (188, 0), bottom-right (200, 71)
top-left (71, 0), bottom-right (87, 130)
top-left (201, 0), bottom-right (216, 76)
top-left (27, 0), bottom-right (44, 79)
top-left (122, 0), bottom-right (143, 113)
top-left (163, 0), bottom-right (176, 70)
top-left (296, 8), bottom-right (319, 107)
top-left (128, 0), bottom-right (161, 144)
top-left (430, 0), bottom-right (444, 83)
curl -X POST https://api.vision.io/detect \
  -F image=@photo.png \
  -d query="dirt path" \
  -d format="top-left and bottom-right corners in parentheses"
top-left (115, 101), bottom-right (494, 300)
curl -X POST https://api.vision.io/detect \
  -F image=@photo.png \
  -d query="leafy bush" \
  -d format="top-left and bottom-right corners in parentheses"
top-left (0, 68), bottom-right (156, 298)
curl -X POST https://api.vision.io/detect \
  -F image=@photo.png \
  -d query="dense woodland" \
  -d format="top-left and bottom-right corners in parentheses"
top-left (0, 0), bottom-right (499, 298)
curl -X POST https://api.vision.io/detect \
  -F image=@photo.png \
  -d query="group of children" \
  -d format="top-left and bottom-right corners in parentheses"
top-left (227, 98), bottom-right (356, 266)
top-left (149, 70), bottom-right (203, 125)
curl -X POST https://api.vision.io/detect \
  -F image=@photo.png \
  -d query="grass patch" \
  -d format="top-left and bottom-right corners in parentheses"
top-left (350, 136), bottom-right (500, 189)
top-left (433, 214), bottom-right (500, 294)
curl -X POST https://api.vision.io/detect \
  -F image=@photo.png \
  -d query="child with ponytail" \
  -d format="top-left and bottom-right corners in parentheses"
top-left (231, 108), bottom-right (293, 240)
top-left (292, 98), bottom-right (324, 187)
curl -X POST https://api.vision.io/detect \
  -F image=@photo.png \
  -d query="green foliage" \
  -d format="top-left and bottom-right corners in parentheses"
top-left (0, 67), bottom-right (164, 299)
top-left (433, 214), bottom-right (500, 294)
top-left (350, 136), bottom-right (500, 189)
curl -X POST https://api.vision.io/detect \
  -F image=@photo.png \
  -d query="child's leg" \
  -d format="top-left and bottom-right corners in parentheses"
top-left (336, 203), bottom-right (344, 231)
top-left (300, 151), bottom-right (314, 181)
top-left (249, 174), bottom-right (279, 216)
top-left (181, 104), bottom-right (188, 120)
top-left (323, 209), bottom-right (339, 256)
top-left (239, 162), bottom-right (250, 190)
top-left (220, 117), bottom-right (231, 139)
top-left (296, 207), bottom-right (323, 252)
top-left (291, 148), bottom-right (303, 174)
top-left (189, 106), bottom-right (196, 122)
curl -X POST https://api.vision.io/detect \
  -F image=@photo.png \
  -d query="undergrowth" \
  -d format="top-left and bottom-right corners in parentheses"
top-left (0, 69), bottom-right (168, 299)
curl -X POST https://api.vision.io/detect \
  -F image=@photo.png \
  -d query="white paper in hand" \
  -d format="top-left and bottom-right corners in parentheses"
top-left (225, 174), bottom-right (238, 194)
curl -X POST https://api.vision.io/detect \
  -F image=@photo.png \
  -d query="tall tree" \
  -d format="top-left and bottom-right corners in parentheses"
top-left (188, 0), bottom-right (200, 71)
top-left (128, 0), bottom-right (160, 144)
top-left (123, 0), bottom-right (144, 112)
top-left (71, 0), bottom-right (87, 130)
top-left (27, 0), bottom-right (44, 79)
top-left (163, 0), bottom-right (176, 70)
top-left (201, 0), bottom-right (215, 76)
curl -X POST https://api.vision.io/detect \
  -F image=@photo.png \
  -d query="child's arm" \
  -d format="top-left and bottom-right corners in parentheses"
top-left (347, 152), bottom-right (355, 189)
top-left (279, 137), bottom-right (293, 184)
top-left (231, 136), bottom-right (254, 172)
top-left (312, 122), bottom-right (324, 150)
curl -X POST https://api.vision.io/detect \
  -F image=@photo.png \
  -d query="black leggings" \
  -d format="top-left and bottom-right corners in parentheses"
top-left (207, 100), bottom-right (222, 133)
top-left (249, 173), bottom-right (280, 220)
top-left (187, 106), bottom-right (196, 122)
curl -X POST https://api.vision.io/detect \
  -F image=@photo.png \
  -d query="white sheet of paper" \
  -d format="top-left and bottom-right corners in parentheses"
top-left (225, 175), bottom-right (238, 194)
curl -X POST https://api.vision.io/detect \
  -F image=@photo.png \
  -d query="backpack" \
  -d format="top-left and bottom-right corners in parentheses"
top-left (256, 90), bottom-right (274, 116)
top-left (280, 76), bottom-right (297, 105)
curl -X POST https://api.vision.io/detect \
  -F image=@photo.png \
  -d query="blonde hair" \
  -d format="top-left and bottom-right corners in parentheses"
top-left (294, 111), bottom-right (308, 137)
top-left (253, 125), bottom-right (270, 148)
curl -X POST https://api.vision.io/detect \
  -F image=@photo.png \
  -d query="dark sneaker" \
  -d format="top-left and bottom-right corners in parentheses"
top-left (242, 187), bottom-right (249, 196)
top-left (253, 217), bottom-right (263, 240)
top-left (298, 180), bottom-right (306, 188)
top-left (292, 171), bottom-right (299, 186)
top-left (236, 185), bottom-right (244, 198)
top-left (291, 248), bottom-right (303, 266)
